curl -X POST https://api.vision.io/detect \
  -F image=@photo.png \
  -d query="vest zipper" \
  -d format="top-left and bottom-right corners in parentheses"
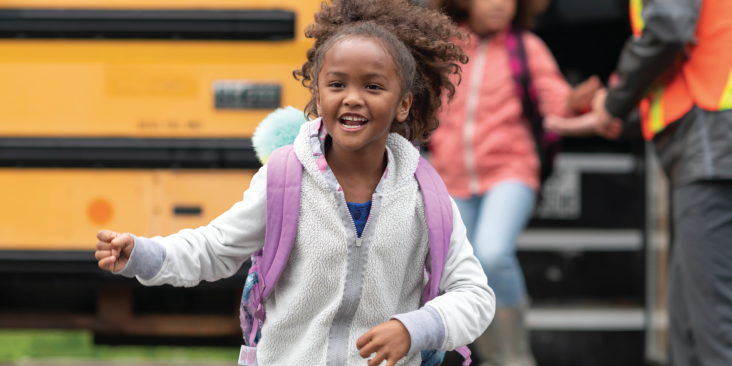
top-left (464, 37), bottom-right (490, 195)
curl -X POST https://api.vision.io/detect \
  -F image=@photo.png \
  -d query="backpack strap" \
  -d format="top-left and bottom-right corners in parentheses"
top-left (252, 144), bottom-right (302, 315)
top-left (252, 151), bottom-right (472, 365)
top-left (415, 156), bottom-right (452, 304)
top-left (506, 27), bottom-right (560, 184)
top-left (415, 156), bottom-right (472, 366)
top-left (506, 28), bottom-right (540, 124)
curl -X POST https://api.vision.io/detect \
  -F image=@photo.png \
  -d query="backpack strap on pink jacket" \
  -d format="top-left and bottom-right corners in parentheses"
top-left (251, 144), bottom-right (302, 318)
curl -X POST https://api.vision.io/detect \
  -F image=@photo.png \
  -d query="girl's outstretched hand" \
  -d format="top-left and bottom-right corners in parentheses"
top-left (95, 230), bottom-right (134, 272)
top-left (544, 113), bottom-right (623, 140)
top-left (544, 113), bottom-right (600, 137)
top-left (357, 320), bottom-right (411, 366)
top-left (567, 75), bottom-right (603, 114)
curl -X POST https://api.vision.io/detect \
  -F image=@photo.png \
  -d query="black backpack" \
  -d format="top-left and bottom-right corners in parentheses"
top-left (506, 27), bottom-right (561, 184)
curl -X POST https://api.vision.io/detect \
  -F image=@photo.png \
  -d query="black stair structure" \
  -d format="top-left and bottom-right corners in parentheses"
top-left (444, 1), bottom-right (670, 365)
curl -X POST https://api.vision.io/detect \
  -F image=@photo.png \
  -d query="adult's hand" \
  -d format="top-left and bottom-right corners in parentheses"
top-left (95, 230), bottom-right (134, 272)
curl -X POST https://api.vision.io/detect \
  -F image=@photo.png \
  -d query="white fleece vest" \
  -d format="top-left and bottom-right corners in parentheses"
top-left (256, 122), bottom-right (430, 366)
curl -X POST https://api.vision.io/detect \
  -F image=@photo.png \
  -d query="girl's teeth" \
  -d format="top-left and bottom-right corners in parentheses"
top-left (340, 116), bottom-right (367, 129)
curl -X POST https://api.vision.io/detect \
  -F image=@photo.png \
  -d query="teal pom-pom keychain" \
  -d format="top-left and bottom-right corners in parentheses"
top-left (252, 106), bottom-right (309, 165)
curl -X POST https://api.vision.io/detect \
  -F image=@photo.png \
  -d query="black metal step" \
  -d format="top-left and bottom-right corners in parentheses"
top-left (0, 9), bottom-right (295, 40)
top-left (0, 137), bottom-right (260, 169)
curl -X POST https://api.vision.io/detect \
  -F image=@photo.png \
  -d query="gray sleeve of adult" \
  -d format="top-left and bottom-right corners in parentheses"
top-left (391, 306), bottom-right (445, 355)
top-left (616, 109), bottom-right (644, 141)
top-left (113, 234), bottom-right (167, 281)
top-left (605, 0), bottom-right (700, 119)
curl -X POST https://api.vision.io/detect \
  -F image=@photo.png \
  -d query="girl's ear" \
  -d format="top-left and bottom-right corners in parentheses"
top-left (315, 88), bottom-right (322, 116)
top-left (395, 92), bottom-right (413, 122)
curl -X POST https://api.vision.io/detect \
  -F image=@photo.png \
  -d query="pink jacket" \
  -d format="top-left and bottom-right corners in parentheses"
top-left (430, 28), bottom-right (573, 198)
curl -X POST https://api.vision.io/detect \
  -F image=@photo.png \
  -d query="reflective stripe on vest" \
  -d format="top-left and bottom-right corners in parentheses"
top-left (632, 0), bottom-right (732, 140)
top-left (643, 86), bottom-right (664, 139)
top-left (629, 0), bottom-right (645, 37)
top-left (718, 63), bottom-right (732, 110)
top-left (639, 72), bottom-right (694, 141)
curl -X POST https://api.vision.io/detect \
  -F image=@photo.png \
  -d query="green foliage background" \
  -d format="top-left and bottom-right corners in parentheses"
top-left (0, 330), bottom-right (237, 363)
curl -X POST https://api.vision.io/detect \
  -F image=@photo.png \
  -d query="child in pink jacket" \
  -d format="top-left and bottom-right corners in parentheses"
top-left (429, 0), bottom-right (599, 365)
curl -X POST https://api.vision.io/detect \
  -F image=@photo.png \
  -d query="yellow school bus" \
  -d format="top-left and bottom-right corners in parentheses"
top-left (0, 0), bottom-right (318, 252)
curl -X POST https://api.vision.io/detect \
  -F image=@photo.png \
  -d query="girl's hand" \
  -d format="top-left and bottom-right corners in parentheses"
top-left (544, 113), bottom-right (623, 140)
top-left (95, 230), bottom-right (134, 272)
top-left (589, 88), bottom-right (624, 140)
top-left (357, 320), bottom-right (411, 366)
top-left (567, 75), bottom-right (603, 114)
top-left (544, 113), bottom-right (600, 137)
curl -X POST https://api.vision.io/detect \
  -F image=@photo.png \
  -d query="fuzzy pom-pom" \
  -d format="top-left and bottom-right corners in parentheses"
top-left (252, 106), bottom-right (309, 165)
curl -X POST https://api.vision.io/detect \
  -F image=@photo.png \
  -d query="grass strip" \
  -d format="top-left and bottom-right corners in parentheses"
top-left (0, 330), bottom-right (238, 362)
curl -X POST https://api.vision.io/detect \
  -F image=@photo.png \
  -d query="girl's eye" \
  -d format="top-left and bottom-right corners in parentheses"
top-left (329, 82), bottom-right (344, 88)
top-left (366, 84), bottom-right (382, 90)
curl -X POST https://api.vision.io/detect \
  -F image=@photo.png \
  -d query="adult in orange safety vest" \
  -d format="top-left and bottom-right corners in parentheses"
top-left (544, 0), bottom-right (732, 364)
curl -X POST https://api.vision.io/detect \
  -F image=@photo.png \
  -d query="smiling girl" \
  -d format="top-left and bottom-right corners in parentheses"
top-left (92, 1), bottom-right (495, 365)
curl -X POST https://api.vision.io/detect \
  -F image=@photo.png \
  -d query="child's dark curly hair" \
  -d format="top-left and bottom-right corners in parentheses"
top-left (293, 0), bottom-right (468, 144)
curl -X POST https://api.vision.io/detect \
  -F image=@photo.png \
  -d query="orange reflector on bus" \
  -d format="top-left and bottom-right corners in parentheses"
top-left (88, 198), bottom-right (113, 225)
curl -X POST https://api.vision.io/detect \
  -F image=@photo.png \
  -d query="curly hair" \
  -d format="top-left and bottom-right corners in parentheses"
top-left (293, 0), bottom-right (468, 144)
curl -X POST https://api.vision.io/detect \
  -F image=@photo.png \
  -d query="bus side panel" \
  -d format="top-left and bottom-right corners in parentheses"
top-left (0, 41), bottom-right (312, 137)
top-left (0, 169), bottom-right (255, 250)
top-left (158, 169), bottom-right (257, 235)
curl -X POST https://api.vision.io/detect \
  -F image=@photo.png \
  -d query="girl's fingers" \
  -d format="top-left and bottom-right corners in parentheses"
top-left (110, 234), bottom-right (132, 258)
top-left (96, 241), bottom-right (111, 250)
top-left (585, 75), bottom-right (602, 91)
top-left (591, 88), bottom-right (608, 110)
top-left (604, 124), bottom-right (623, 140)
top-left (356, 331), bottom-right (373, 351)
top-left (98, 256), bottom-right (117, 271)
top-left (95, 250), bottom-right (112, 260)
top-left (97, 230), bottom-right (119, 242)
top-left (367, 351), bottom-right (387, 366)
top-left (359, 340), bottom-right (379, 359)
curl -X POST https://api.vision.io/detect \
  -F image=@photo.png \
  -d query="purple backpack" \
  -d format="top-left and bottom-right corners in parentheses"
top-left (238, 144), bottom-right (472, 366)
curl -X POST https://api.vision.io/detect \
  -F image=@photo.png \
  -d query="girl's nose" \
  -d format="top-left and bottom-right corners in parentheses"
top-left (343, 89), bottom-right (364, 107)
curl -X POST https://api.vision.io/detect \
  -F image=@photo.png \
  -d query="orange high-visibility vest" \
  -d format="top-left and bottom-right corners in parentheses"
top-left (629, 0), bottom-right (732, 140)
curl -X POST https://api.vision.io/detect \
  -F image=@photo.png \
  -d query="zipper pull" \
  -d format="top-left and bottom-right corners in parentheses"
top-left (356, 238), bottom-right (362, 247)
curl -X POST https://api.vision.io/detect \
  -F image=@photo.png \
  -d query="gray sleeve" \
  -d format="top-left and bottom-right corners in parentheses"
top-left (617, 109), bottom-right (644, 141)
top-left (391, 305), bottom-right (445, 355)
top-left (605, 0), bottom-right (700, 119)
top-left (113, 234), bottom-right (167, 281)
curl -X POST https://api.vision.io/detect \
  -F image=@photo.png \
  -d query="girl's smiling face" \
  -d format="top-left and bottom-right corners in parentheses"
top-left (316, 37), bottom-right (412, 154)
